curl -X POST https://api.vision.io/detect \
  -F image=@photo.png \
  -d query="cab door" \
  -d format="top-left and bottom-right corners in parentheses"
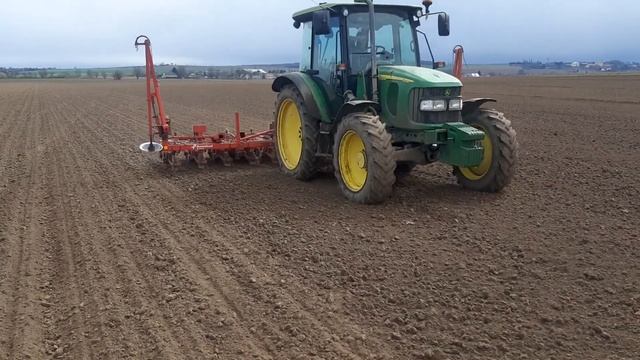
top-left (311, 16), bottom-right (344, 113)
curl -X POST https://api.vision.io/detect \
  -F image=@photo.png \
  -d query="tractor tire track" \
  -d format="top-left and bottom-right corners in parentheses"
top-left (43, 97), bottom-right (196, 359)
top-left (0, 84), bottom-right (52, 359)
top-left (51, 92), bottom-right (278, 358)
top-left (0, 85), bottom-right (36, 200)
top-left (0, 87), bottom-right (37, 351)
top-left (61, 88), bottom-right (375, 359)
top-left (2, 78), bottom-right (638, 359)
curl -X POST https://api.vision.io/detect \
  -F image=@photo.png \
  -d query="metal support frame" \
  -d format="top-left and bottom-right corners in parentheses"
top-left (134, 35), bottom-right (274, 165)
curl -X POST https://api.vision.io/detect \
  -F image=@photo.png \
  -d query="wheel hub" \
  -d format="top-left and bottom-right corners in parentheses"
top-left (356, 152), bottom-right (365, 169)
top-left (339, 130), bottom-right (368, 192)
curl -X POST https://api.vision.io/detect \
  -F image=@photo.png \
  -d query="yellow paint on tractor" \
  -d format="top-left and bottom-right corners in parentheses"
top-left (276, 99), bottom-right (303, 170)
top-left (339, 130), bottom-right (368, 192)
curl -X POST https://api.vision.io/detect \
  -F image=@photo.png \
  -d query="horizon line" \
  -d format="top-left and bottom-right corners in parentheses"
top-left (3, 59), bottom-right (640, 71)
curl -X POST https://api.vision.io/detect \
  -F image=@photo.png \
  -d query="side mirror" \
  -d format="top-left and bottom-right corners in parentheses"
top-left (438, 13), bottom-right (450, 36)
top-left (312, 10), bottom-right (332, 35)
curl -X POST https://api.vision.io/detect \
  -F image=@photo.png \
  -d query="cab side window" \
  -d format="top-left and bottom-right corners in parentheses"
top-left (300, 22), bottom-right (312, 71)
top-left (312, 16), bottom-right (341, 86)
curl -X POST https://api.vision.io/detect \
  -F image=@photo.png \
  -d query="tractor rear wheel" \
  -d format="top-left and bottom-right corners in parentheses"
top-left (274, 85), bottom-right (318, 180)
top-left (454, 108), bottom-right (518, 192)
top-left (333, 113), bottom-right (396, 204)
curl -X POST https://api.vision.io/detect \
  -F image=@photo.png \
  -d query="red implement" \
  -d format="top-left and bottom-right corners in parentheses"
top-left (134, 35), bottom-right (274, 167)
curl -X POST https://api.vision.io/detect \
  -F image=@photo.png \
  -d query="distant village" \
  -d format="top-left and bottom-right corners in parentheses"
top-left (508, 60), bottom-right (640, 74)
top-left (458, 60), bottom-right (640, 78)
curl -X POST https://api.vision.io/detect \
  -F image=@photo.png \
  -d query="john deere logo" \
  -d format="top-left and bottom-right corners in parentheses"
top-left (444, 88), bottom-right (452, 97)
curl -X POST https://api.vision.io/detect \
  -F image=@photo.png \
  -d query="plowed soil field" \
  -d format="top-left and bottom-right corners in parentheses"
top-left (0, 75), bottom-right (638, 359)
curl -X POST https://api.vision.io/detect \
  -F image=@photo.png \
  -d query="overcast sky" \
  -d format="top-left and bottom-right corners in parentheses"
top-left (1, 0), bottom-right (638, 68)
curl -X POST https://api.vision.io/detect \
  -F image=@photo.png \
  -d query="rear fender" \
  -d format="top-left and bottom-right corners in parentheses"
top-left (272, 73), bottom-right (331, 123)
top-left (462, 98), bottom-right (497, 117)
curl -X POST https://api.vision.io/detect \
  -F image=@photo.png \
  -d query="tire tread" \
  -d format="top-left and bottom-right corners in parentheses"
top-left (455, 109), bottom-right (518, 192)
top-left (333, 113), bottom-right (396, 204)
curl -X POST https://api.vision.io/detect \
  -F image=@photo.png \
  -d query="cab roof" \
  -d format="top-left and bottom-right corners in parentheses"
top-left (293, 3), bottom-right (422, 22)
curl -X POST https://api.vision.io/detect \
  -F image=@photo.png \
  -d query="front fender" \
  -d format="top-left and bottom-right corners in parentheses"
top-left (335, 100), bottom-right (380, 122)
top-left (272, 73), bottom-right (331, 123)
top-left (462, 98), bottom-right (497, 117)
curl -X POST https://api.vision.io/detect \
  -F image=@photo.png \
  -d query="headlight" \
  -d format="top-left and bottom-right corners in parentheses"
top-left (420, 99), bottom-right (446, 112)
top-left (449, 98), bottom-right (463, 111)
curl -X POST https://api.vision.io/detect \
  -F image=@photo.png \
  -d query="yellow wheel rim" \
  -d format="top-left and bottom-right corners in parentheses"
top-left (460, 125), bottom-right (493, 180)
top-left (339, 130), bottom-right (367, 192)
top-left (276, 99), bottom-right (302, 170)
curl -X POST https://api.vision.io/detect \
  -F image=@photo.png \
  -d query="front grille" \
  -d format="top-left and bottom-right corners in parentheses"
top-left (409, 88), bottom-right (462, 124)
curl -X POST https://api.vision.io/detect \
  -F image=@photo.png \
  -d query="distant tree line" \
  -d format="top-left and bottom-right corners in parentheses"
top-left (0, 67), bottom-right (136, 79)
top-left (163, 66), bottom-right (290, 80)
top-left (0, 65), bottom-right (296, 80)
top-left (133, 67), bottom-right (144, 79)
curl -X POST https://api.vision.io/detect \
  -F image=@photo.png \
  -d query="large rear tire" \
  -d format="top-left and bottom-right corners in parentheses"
top-left (333, 113), bottom-right (396, 204)
top-left (274, 85), bottom-right (319, 180)
top-left (454, 108), bottom-right (517, 192)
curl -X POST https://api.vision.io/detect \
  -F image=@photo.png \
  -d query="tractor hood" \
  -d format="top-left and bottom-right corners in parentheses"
top-left (378, 66), bottom-right (462, 88)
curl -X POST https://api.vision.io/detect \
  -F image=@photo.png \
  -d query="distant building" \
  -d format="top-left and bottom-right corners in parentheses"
top-left (243, 69), bottom-right (268, 80)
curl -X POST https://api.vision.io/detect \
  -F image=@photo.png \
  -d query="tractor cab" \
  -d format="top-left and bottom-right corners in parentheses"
top-left (292, 2), bottom-right (450, 110)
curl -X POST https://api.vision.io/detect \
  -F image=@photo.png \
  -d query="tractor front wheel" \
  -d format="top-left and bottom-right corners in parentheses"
top-left (454, 108), bottom-right (518, 192)
top-left (274, 85), bottom-right (319, 180)
top-left (333, 113), bottom-right (396, 204)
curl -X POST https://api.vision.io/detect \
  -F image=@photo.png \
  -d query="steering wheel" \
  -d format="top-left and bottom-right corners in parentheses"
top-left (374, 45), bottom-right (387, 54)
top-left (352, 45), bottom-right (388, 55)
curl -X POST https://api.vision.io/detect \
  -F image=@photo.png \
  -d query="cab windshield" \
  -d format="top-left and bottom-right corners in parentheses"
top-left (347, 10), bottom-right (418, 74)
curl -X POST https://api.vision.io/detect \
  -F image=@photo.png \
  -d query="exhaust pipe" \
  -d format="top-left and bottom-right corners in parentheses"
top-left (422, 0), bottom-right (433, 13)
top-left (453, 45), bottom-right (464, 81)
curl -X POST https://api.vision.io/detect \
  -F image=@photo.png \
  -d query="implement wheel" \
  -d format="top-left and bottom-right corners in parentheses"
top-left (333, 113), bottom-right (396, 204)
top-left (454, 108), bottom-right (518, 192)
top-left (274, 85), bottom-right (319, 180)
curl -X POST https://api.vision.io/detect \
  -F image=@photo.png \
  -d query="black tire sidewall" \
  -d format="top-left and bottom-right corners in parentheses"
top-left (455, 109), bottom-right (516, 192)
top-left (465, 113), bottom-right (500, 188)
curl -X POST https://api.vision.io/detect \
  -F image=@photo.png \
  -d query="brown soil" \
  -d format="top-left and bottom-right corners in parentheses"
top-left (0, 76), bottom-right (638, 359)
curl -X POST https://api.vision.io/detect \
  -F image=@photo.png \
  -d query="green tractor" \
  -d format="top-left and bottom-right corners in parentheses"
top-left (272, 0), bottom-right (517, 204)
